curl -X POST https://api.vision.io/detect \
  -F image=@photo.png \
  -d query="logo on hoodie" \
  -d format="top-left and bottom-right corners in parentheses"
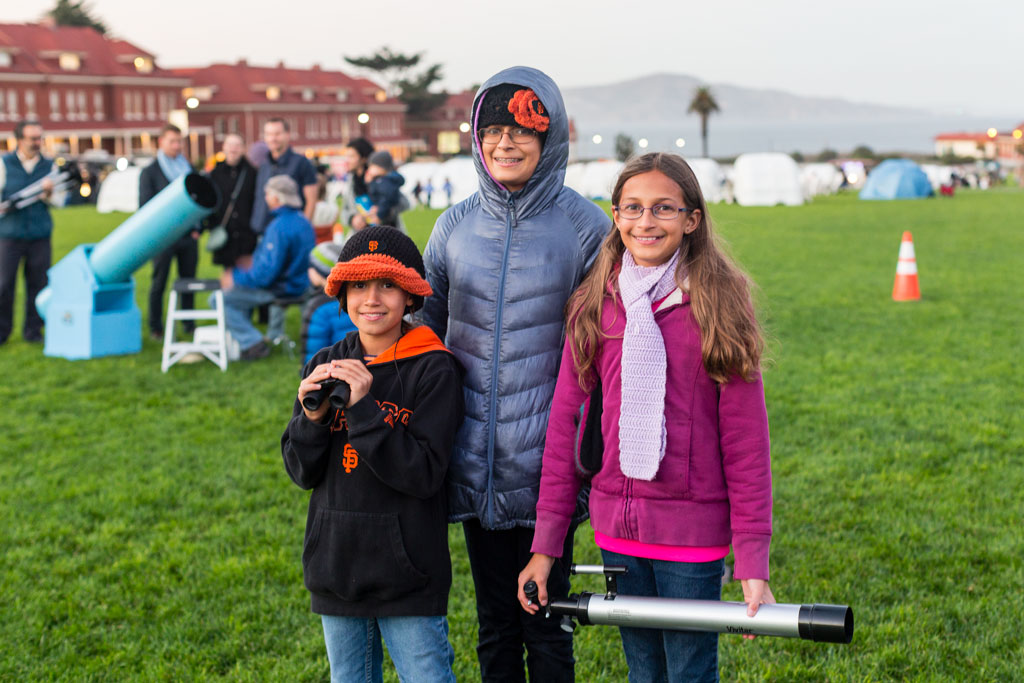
top-left (342, 443), bottom-right (359, 473)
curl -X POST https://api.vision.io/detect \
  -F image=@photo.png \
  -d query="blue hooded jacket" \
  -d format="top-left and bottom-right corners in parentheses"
top-left (233, 206), bottom-right (314, 297)
top-left (422, 66), bottom-right (610, 529)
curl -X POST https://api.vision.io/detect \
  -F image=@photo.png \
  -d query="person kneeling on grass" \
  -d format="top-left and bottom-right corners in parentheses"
top-left (281, 225), bottom-right (464, 683)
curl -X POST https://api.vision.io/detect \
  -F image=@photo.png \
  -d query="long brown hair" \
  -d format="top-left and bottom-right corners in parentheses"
top-left (567, 153), bottom-right (764, 387)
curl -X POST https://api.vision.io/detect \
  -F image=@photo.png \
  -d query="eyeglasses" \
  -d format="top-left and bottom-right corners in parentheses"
top-left (613, 204), bottom-right (693, 220)
top-left (478, 126), bottom-right (538, 144)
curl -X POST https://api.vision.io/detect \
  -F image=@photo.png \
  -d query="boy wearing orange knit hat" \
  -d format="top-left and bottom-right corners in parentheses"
top-left (282, 225), bottom-right (464, 682)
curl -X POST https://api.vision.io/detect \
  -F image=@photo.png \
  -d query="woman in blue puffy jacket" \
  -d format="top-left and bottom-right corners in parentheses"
top-left (422, 66), bottom-right (609, 682)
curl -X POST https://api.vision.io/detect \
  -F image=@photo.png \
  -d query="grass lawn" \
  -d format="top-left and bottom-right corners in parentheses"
top-left (2, 190), bottom-right (1022, 680)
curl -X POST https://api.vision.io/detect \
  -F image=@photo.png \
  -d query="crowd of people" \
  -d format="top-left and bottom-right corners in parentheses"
top-left (282, 66), bottom-right (775, 683)
top-left (2, 65), bottom-right (775, 683)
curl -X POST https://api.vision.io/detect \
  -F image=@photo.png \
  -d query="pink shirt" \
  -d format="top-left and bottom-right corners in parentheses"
top-left (594, 530), bottom-right (730, 563)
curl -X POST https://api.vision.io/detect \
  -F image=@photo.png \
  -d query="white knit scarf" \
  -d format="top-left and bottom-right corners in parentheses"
top-left (617, 249), bottom-right (680, 480)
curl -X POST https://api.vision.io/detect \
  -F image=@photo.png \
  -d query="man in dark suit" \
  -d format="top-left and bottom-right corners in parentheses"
top-left (140, 124), bottom-right (199, 340)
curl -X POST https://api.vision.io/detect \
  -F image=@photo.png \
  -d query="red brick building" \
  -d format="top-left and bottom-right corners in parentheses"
top-left (177, 60), bottom-right (418, 162)
top-left (405, 90), bottom-right (475, 157)
top-left (0, 22), bottom-right (193, 158)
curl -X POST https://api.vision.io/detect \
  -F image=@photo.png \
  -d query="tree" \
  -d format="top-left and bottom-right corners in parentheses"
top-left (395, 64), bottom-right (448, 118)
top-left (614, 133), bottom-right (634, 162)
top-left (851, 145), bottom-right (875, 159)
top-left (47, 0), bottom-right (107, 34)
top-left (687, 86), bottom-right (720, 158)
top-left (817, 148), bottom-right (839, 162)
top-left (344, 47), bottom-right (446, 119)
top-left (790, 151), bottom-right (805, 163)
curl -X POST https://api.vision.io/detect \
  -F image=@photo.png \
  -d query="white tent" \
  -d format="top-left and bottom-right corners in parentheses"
top-left (564, 160), bottom-right (622, 200)
top-left (686, 158), bottom-right (727, 203)
top-left (398, 161), bottom-right (441, 206)
top-left (563, 162), bottom-right (588, 196)
top-left (732, 153), bottom-right (804, 206)
top-left (425, 157), bottom-right (478, 209)
top-left (919, 164), bottom-right (954, 190)
top-left (800, 163), bottom-right (845, 197)
top-left (96, 166), bottom-right (142, 214)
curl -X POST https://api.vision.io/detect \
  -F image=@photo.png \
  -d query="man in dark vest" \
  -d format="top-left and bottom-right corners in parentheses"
top-left (140, 123), bottom-right (199, 340)
top-left (0, 120), bottom-right (62, 345)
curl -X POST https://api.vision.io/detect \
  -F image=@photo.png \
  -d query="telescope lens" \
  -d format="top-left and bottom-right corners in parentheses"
top-left (798, 604), bottom-right (854, 643)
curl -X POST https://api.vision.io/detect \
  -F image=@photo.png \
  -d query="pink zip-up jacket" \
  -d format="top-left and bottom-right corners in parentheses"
top-left (532, 287), bottom-right (773, 580)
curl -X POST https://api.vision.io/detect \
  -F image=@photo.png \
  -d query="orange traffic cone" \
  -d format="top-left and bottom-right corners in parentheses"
top-left (892, 231), bottom-right (920, 301)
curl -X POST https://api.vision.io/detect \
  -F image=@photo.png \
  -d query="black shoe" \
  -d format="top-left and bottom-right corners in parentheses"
top-left (24, 332), bottom-right (43, 344)
top-left (240, 341), bottom-right (271, 361)
top-left (150, 330), bottom-right (164, 341)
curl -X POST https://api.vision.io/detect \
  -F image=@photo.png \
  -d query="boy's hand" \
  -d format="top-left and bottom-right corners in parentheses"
top-left (517, 553), bottom-right (556, 614)
top-left (329, 359), bottom-right (373, 407)
top-left (298, 361), bottom-right (339, 422)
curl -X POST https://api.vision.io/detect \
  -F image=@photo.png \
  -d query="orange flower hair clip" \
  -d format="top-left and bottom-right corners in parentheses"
top-left (508, 89), bottom-right (549, 133)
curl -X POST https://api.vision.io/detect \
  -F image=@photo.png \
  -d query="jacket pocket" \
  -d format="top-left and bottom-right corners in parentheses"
top-left (303, 508), bottom-right (429, 601)
top-left (653, 418), bottom-right (692, 497)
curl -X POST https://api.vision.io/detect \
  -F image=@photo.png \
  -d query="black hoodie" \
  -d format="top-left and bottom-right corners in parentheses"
top-left (282, 325), bottom-right (464, 617)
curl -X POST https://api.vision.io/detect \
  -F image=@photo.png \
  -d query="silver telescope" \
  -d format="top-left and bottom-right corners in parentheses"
top-left (527, 564), bottom-right (853, 644)
top-left (0, 163), bottom-right (80, 215)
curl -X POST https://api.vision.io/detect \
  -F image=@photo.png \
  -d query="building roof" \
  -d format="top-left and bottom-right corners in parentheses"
top-left (176, 60), bottom-right (402, 108)
top-left (0, 22), bottom-right (176, 78)
top-left (933, 132), bottom-right (994, 143)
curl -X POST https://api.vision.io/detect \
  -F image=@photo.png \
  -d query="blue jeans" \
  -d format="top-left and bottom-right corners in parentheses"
top-left (600, 549), bottom-right (724, 683)
top-left (220, 285), bottom-right (276, 350)
top-left (321, 614), bottom-right (456, 683)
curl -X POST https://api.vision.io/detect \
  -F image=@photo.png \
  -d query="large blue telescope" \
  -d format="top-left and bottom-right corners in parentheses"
top-left (36, 172), bottom-right (218, 359)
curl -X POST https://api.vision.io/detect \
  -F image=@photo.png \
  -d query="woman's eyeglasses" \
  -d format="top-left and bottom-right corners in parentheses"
top-left (613, 204), bottom-right (693, 220)
top-left (478, 126), bottom-right (539, 144)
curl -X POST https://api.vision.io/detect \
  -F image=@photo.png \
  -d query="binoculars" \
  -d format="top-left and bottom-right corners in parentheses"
top-left (302, 379), bottom-right (351, 411)
top-left (525, 564), bottom-right (853, 644)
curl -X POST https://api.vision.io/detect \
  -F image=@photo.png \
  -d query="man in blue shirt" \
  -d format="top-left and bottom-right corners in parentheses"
top-left (249, 118), bottom-right (318, 234)
top-left (221, 175), bottom-right (314, 360)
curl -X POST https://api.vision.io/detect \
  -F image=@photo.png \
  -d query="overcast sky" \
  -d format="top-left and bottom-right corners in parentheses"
top-left (7, 0), bottom-right (1022, 118)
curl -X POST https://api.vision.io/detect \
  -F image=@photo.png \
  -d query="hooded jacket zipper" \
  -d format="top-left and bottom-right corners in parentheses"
top-left (484, 195), bottom-right (516, 526)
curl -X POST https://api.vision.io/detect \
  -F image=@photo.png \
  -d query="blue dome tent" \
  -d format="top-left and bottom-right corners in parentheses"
top-left (860, 159), bottom-right (934, 200)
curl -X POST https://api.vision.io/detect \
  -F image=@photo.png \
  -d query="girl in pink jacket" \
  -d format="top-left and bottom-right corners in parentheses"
top-left (517, 152), bottom-right (773, 682)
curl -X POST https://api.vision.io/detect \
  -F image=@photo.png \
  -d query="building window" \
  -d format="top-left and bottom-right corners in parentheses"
top-left (0, 52), bottom-right (11, 68)
top-left (25, 90), bottom-right (36, 118)
top-left (66, 90), bottom-right (77, 120)
top-left (266, 86), bottom-right (281, 101)
top-left (59, 53), bottom-right (81, 71)
top-left (51, 90), bottom-right (62, 120)
top-left (6, 90), bottom-right (17, 119)
top-left (302, 88), bottom-right (314, 102)
top-left (133, 92), bottom-right (142, 119)
top-left (335, 89), bottom-right (348, 102)
top-left (146, 92), bottom-right (156, 119)
top-left (93, 91), bottom-right (104, 120)
top-left (123, 91), bottom-right (132, 120)
top-left (229, 116), bottom-right (240, 134)
top-left (77, 90), bottom-right (87, 120)
top-left (133, 56), bottom-right (153, 74)
top-left (215, 116), bottom-right (225, 139)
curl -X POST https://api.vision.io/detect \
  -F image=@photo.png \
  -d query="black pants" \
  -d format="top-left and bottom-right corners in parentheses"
top-left (0, 237), bottom-right (50, 342)
top-left (463, 519), bottom-right (576, 682)
top-left (148, 234), bottom-right (198, 333)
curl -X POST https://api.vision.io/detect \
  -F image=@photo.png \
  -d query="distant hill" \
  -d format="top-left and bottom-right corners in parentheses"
top-left (562, 73), bottom-right (929, 127)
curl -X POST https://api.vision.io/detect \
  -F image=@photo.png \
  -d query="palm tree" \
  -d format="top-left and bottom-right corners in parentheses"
top-left (688, 86), bottom-right (720, 158)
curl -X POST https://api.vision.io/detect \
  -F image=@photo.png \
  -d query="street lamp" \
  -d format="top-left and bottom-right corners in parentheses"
top-left (638, 138), bottom-right (649, 149)
top-left (459, 122), bottom-right (471, 133)
top-left (186, 97), bottom-right (199, 109)
top-left (592, 134), bottom-right (602, 144)
top-left (675, 138), bottom-right (686, 148)
top-left (357, 113), bottom-right (370, 124)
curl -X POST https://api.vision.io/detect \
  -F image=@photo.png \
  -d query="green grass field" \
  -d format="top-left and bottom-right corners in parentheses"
top-left (2, 190), bottom-right (1022, 681)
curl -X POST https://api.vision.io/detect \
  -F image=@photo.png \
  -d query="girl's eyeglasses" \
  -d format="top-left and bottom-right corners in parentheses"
top-left (478, 126), bottom-right (539, 144)
top-left (613, 204), bottom-right (693, 220)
